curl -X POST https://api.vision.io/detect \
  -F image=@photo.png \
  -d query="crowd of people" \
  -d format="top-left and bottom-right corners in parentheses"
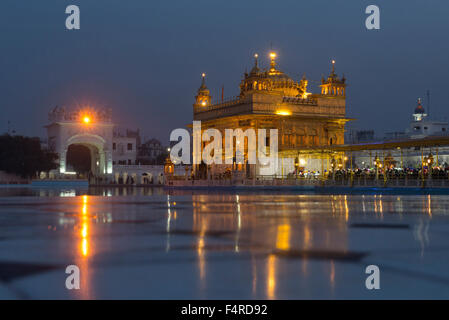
top-left (294, 165), bottom-right (449, 180)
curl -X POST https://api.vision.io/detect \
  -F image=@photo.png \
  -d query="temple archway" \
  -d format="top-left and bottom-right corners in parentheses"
top-left (62, 133), bottom-right (109, 177)
top-left (66, 144), bottom-right (92, 175)
top-left (46, 107), bottom-right (114, 180)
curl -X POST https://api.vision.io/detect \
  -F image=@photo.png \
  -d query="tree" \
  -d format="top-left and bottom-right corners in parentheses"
top-left (0, 134), bottom-right (58, 178)
top-left (156, 151), bottom-right (169, 165)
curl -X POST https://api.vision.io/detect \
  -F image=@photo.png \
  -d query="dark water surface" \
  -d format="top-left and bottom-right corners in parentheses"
top-left (0, 185), bottom-right (448, 299)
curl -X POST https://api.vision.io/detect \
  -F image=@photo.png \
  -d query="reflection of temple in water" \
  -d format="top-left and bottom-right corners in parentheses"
top-left (190, 194), bottom-right (351, 298)
top-left (186, 193), bottom-right (437, 298)
top-left (191, 194), bottom-right (349, 251)
top-left (36, 190), bottom-right (440, 299)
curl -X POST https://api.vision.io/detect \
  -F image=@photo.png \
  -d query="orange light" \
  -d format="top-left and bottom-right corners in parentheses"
top-left (275, 110), bottom-right (291, 116)
top-left (83, 116), bottom-right (90, 124)
top-left (276, 224), bottom-right (290, 251)
top-left (80, 195), bottom-right (89, 257)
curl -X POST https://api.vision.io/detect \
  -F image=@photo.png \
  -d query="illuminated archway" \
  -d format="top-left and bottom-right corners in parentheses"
top-left (46, 107), bottom-right (114, 180)
top-left (62, 133), bottom-right (110, 176)
top-left (66, 144), bottom-right (92, 175)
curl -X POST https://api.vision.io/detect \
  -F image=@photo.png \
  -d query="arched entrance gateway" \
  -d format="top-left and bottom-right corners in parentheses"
top-left (66, 144), bottom-right (92, 175)
top-left (45, 107), bottom-right (114, 182)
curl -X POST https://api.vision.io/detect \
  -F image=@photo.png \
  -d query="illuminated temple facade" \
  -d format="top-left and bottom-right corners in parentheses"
top-left (193, 52), bottom-right (350, 177)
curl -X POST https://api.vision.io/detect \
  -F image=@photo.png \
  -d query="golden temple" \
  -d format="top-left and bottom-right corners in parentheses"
top-left (192, 52), bottom-right (351, 177)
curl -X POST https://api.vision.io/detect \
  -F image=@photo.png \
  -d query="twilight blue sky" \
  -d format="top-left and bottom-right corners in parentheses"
top-left (1, 0), bottom-right (449, 142)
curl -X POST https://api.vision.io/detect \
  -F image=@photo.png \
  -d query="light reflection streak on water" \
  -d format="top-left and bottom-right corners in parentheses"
top-left (235, 194), bottom-right (241, 252)
top-left (198, 233), bottom-right (206, 287)
top-left (193, 199), bottom-right (207, 288)
top-left (330, 260), bottom-right (335, 289)
top-left (252, 256), bottom-right (257, 296)
top-left (81, 195), bottom-right (89, 257)
top-left (362, 195), bottom-right (366, 213)
top-left (379, 195), bottom-right (383, 219)
top-left (396, 196), bottom-right (403, 216)
top-left (303, 224), bottom-right (311, 249)
top-left (276, 224), bottom-right (290, 251)
top-left (76, 195), bottom-right (92, 299)
top-left (267, 254), bottom-right (276, 299)
top-left (344, 195), bottom-right (349, 221)
top-left (373, 195), bottom-right (377, 217)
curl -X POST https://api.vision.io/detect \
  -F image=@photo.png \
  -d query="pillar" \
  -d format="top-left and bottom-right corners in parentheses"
top-left (421, 147), bottom-right (424, 187)
top-left (60, 148), bottom-right (67, 174)
top-left (321, 156), bottom-right (324, 181)
top-left (350, 151), bottom-right (354, 186)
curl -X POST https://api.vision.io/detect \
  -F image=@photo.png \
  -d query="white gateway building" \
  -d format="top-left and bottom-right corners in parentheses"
top-left (45, 107), bottom-right (176, 184)
top-left (46, 107), bottom-right (114, 179)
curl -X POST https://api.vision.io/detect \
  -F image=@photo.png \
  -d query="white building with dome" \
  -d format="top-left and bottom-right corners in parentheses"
top-left (407, 98), bottom-right (448, 139)
top-left (353, 98), bottom-right (449, 169)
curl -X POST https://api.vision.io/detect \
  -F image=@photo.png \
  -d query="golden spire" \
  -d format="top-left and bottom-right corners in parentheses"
top-left (199, 73), bottom-right (207, 90)
top-left (269, 52), bottom-right (277, 69)
top-left (249, 53), bottom-right (261, 75)
top-left (195, 72), bottom-right (211, 106)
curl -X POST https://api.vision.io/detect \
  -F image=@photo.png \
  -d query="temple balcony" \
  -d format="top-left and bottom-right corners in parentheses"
top-left (193, 92), bottom-right (345, 121)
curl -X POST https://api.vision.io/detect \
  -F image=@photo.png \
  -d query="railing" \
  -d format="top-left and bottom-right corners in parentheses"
top-left (194, 96), bottom-right (242, 113)
top-left (328, 174), bottom-right (449, 188)
top-left (282, 96), bottom-right (317, 105)
top-left (0, 180), bottom-right (30, 185)
top-left (165, 174), bottom-right (449, 188)
top-left (114, 164), bottom-right (163, 169)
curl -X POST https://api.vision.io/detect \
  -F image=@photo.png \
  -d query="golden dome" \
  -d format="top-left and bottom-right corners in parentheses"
top-left (240, 52), bottom-right (303, 97)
